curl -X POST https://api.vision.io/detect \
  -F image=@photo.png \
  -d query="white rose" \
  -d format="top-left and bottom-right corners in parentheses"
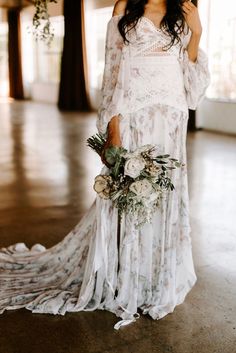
top-left (129, 179), bottom-right (153, 197)
top-left (124, 157), bottom-right (145, 179)
top-left (93, 175), bottom-right (111, 199)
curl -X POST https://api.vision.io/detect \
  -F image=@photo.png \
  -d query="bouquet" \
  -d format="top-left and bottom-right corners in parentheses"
top-left (87, 134), bottom-right (183, 228)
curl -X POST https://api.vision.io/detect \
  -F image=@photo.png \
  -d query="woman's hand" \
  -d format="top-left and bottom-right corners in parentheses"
top-left (182, 0), bottom-right (202, 35)
top-left (101, 115), bottom-right (122, 166)
top-left (182, 0), bottom-right (202, 63)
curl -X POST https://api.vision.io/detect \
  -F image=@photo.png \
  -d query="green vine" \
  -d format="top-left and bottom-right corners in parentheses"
top-left (32, 0), bottom-right (58, 46)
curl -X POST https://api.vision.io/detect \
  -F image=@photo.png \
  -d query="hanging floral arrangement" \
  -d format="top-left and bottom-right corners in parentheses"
top-left (32, 0), bottom-right (58, 46)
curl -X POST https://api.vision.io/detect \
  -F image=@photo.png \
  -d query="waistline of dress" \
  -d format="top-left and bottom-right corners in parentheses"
top-left (118, 96), bottom-right (189, 117)
top-left (129, 55), bottom-right (180, 65)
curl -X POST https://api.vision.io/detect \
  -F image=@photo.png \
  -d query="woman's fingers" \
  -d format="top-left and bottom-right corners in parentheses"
top-left (183, 1), bottom-right (195, 11)
top-left (181, 0), bottom-right (202, 34)
top-left (182, 4), bottom-right (190, 10)
top-left (182, 4), bottom-right (191, 12)
top-left (182, 8), bottom-right (191, 16)
top-left (182, 1), bottom-right (196, 15)
top-left (188, 1), bottom-right (195, 8)
top-left (184, 0), bottom-right (194, 5)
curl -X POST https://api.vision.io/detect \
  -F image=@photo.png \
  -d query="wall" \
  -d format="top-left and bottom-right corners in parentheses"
top-left (197, 0), bottom-right (236, 135)
top-left (89, 0), bottom-right (114, 9)
top-left (31, 82), bottom-right (59, 104)
top-left (197, 98), bottom-right (236, 135)
top-left (0, 8), bottom-right (7, 22)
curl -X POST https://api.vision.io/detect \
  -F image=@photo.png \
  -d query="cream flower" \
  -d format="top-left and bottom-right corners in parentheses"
top-left (93, 175), bottom-right (111, 199)
top-left (129, 179), bottom-right (153, 198)
top-left (124, 157), bottom-right (145, 179)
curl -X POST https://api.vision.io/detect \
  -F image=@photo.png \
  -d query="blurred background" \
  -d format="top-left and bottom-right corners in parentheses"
top-left (0, 1), bottom-right (235, 353)
top-left (0, 0), bottom-right (235, 131)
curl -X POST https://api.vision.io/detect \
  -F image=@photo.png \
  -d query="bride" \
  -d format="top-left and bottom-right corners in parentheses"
top-left (0, 0), bottom-right (210, 329)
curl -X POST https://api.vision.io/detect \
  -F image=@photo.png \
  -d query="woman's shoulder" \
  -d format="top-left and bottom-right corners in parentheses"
top-left (106, 1), bottom-right (127, 29)
top-left (112, 0), bottom-right (127, 16)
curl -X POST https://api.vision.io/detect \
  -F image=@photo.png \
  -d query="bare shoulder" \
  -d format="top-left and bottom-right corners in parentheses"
top-left (112, 0), bottom-right (127, 16)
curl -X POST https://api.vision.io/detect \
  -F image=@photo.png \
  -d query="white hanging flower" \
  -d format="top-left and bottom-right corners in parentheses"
top-left (124, 157), bottom-right (145, 179)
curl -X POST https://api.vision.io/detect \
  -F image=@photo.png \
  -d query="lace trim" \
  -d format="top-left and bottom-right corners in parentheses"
top-left (130, 55), bottom-right (179, 64)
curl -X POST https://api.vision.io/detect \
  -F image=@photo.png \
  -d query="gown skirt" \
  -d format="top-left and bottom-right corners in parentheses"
top-left (0, 102), bottom-right (197, 328)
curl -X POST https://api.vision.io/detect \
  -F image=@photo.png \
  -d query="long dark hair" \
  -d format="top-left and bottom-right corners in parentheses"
top-left (118, 0), bottom-right (196, 49)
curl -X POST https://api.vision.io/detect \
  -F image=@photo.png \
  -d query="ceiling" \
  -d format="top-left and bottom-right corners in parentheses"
top-left (0, 0), bottom-right (32, 8)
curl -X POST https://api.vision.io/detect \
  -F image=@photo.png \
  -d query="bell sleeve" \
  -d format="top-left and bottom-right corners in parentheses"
top-left (181, 29), bottom-right (211, 110)
top-left (96, 16), bottom-right (124, 135)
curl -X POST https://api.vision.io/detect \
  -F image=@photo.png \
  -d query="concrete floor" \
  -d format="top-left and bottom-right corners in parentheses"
top-left (0, 101), bottom-right (235, 353)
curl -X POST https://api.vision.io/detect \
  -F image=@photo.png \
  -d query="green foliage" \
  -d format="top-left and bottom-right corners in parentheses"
top-left (87, 133), bottom-right (106, 156)
top-left (104, 146), bottom-right (121, 166)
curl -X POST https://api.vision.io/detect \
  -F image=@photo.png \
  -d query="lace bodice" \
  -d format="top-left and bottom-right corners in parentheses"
top-left (97, 15), bottom-right (210, 135)
top-left (128, 16), bottom-right (183, 57)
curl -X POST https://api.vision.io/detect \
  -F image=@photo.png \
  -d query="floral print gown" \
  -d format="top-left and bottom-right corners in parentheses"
top-left (0, 15), bottom-right (210, 329)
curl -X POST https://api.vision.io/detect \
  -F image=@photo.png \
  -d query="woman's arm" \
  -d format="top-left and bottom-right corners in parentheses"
top-left (182, 0), bottom-right (202, 62)
top-left (112, 0), bottom-right (127, 16)
top-left (180, 1), bottom-right (210, 110)
top-left (103, 1), bottom-right (127, 151)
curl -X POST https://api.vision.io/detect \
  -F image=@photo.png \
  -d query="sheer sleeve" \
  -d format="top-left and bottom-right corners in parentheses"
top-left (181, 29), bottom-right (211, 110)
top-left (96, 16), bottom-right (124, 135)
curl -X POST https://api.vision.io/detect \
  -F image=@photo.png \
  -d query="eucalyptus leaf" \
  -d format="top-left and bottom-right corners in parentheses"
top-left (105, 146), bottom-right (121, 166)
top-left (112, 155), bottom-right (122, 178)
top-left (169, 158), bottom-right (178, 162)
top-left (156, 160), bottom-right (168, 164)
top-left (174, 162), bottom-right (181, 167)
top-left (156, 154), bottom-right (170, 159)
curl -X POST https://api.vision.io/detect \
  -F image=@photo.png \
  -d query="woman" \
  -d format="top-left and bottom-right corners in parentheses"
top-left (0, 0), bottom-right (210, 329)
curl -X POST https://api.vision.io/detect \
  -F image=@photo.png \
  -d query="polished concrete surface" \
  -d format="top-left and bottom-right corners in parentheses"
top-left (0, 101), bottom-right (235, 353)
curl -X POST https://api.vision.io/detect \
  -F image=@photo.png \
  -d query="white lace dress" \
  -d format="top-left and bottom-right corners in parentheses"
top-left (0, 15), bottom-right (210, 329)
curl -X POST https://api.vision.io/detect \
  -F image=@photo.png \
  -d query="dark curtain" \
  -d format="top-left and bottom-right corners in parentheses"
top-left (187, 0), bottom-right (198, 131)
top-left (188, 110), bottom-right (196, 131)
top-left (7, 8), bottom-right (24, 100)
top-left (58, 0), bottom-right (91, 111)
